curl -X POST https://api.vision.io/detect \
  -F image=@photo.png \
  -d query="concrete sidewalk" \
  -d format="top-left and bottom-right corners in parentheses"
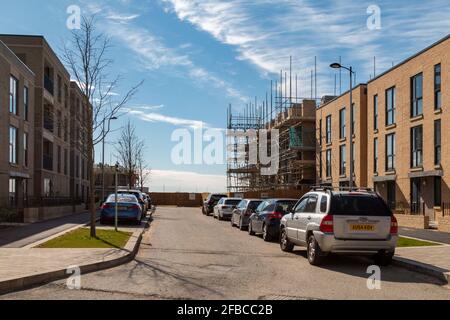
top-left (394, 227), bottom-right (450, 283)
top-left (0, 211), bottom-right (99, 248)
top-left (0, 221), bottom-right (148, 295)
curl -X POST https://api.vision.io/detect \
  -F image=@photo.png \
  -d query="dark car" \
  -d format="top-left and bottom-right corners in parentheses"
top-left (202, 193), bottom-right (227, 216)
top-left (100, 194), bottom-right (143, 225)
top-left (248, 199), bottom-right (297, 241)
top-left (230, 199), bottom-right (263, 230)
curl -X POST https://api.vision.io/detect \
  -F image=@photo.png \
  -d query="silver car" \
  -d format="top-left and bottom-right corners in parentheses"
top-left (280, 188), bottom-right (398, 266)
top-left (230, 199), bottom-right (263, 230)
top-left (213, 198), bottom-right (242, 221)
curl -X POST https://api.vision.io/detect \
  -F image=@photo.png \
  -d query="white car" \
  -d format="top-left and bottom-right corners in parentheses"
top-left (213, 198), bottom-right (242, 221)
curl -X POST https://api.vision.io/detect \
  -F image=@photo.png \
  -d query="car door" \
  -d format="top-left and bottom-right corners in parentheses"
top-left (291, 196), bottom-right (310, 243)
top-left (215, 198), bottom-right (224, 217)
top-left (298, 195), bottom-right (319, 243)
top-left (254, 201), bottom-right (271, 233)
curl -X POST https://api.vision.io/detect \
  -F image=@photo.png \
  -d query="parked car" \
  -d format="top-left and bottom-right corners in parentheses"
top-left (248, 199), bottom-right (297, 241)
top-left (202, 194), bottom-right (227, 216)
top-left (118, 189), bottom-right (147, 213)
top-left (213, 198), bottom-right (242, 220)
top-left (100, 194), bottom-right (143, 225)
top-left (279, 188), bottom-right (398, 266)
top-left (230, 199), bottom-right (263, 230)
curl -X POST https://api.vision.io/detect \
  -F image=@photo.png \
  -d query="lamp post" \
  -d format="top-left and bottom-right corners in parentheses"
top-left (101, 117), bottom-right (118, 204)
top-left (114, 161), bottom-right (119, 232)
top-left (330, 63), bottom-right (355, 190)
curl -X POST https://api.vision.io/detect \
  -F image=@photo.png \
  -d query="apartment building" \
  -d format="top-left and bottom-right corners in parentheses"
top-left (0, 35), bottom-right (72, 202)
top-left (316, 84), bottom-right (368, 188)
top-left (0, 41), bottom-right (35, 212)
top-left (70, 82), bottom-right (90, 205)
top-left (367, 35), bottom-right (450, 222)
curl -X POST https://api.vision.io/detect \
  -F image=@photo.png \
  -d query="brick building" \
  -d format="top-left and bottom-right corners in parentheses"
top-left (367, 35), bottom-right (450, 224)
top-left (0, 40), bottom-right (35, 213)
top-left (316, 84), bottom-right (368, 189)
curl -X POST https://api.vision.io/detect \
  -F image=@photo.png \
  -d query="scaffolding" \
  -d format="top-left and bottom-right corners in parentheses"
top-left (227, 57), bottom-right (319, 193)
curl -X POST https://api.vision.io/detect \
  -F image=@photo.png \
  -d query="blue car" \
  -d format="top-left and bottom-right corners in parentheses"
top-left (100, 194), bottom-right (143, 225)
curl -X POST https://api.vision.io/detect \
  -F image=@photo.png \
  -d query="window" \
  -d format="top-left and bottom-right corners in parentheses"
top-left (9, 76), bottom-right (18, 115)
top-left (386, 133), bottom-right (395, 171)
top-left (319, 119), bottom-right (322, 146)
top-left (294, 197), bottom-right (309, 213)
top-left (374, 138), bottom-right (378, 173)
top-left (326, 149), bottom-right (332, 177)
top-left (76, 155), bottom-right (80, 178)
top-left (24, 86), bottom-right (29, 121)
top-left (411, 126), bottom-right (423, 168)
top-left (351, 103), bottom-right (355, 135)
top-left (320, 196), bottom-right (328, 213)
top-left (24, 133), bottom-right (29, 167)
top-left (64, 149), bottom-right (68, 175)
top-left (435, 120), bottom-right (441, 166)
top-left (339, 108), bottom-right (346, 139)
top-left (386, 87), bottom-right (396, 126)
top-left (326, 115), bottom-right (332, 144)
top-left (435, 64), bottom-right (441, 110)
top-left (351, 142), bottom-right (355, 174)
top-left (434, 177), bottom-right (442, 207)
top-left (57, 111), bottom-right (62, 138)
top-left (57, 146), bottom-right (61, 173)
top-left (411, 73), bottom-right (423, 117)
top-left (44, 178), bottom-right (52, 197)
top-left (373, 95), bottom-right (378, 130)
top-left (57, 75), bottom-right (62, 102)
top-left (9, 178), bottom-right (17, 206)
top-left (339, 145), bottom-right (346, 176)
top-left (319, 151), bottom-right (323, 178)
top-left (9, 126), bottom-right (18, 164)
top-left (304, 195), bottom-right (318, 213)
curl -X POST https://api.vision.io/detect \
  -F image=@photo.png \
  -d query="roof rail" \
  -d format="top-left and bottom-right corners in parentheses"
top-left (311, 186), bottom-right (376, 194)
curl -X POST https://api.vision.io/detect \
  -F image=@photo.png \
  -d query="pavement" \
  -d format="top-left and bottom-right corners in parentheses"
top-left (2, 206), bottom-right (450, 300)
top-left (0, 211), bottom-right (98, 248)
top-left (0, 219), bottom-right (148, 295)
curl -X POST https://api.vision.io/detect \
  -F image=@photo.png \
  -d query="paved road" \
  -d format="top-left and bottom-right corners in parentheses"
top-left (0, 211), bottom-right (96, 248)
top-left (2, 207), bottom-right (450, 300)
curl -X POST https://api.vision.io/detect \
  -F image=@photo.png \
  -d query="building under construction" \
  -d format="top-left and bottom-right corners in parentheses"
top-left (227, 61), bottom-right (319, 194)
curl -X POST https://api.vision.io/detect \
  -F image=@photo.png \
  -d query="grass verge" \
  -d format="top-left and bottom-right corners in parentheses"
top-left (38, 228), bottom-right (133, 249)
top-left (397, 236), bottom-right (440, 247)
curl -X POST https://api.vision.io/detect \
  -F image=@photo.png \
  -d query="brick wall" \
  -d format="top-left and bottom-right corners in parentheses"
top-left (395, 212), bottom-right (430, 229)
top-left (150, 193), bottom-right (203, 207)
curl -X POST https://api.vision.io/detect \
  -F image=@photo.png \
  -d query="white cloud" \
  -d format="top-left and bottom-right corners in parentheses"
top-left (124, 108), bottom-right (208, 129)
top-left (147, 169), bottom-right (226, 193)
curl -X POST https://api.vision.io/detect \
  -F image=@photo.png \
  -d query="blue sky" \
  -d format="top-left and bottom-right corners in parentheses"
top-left (1, 0), bottom-right (449, 192)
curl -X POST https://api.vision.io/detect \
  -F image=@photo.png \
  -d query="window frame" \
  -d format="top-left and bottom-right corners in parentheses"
top-left (385, 87), bottom-right (396, 126)
top-left (9, 126), bottom-right (18, 165)
top-left (374, 138), bottom-right (378, 174)
top-left (411, 73), bottom-right (423, 117)
top-left (385, 133), bottom-right (395, 171)
top-left (326, 149), bottom-right (332, 178)
top-left (411, 125), bottom-right (423, 168)
top-left (9, 75), bottom-right (19, 115)
top-left (326, 115), bottom-right (332, 144)
top-left (339, 108), bottom-right (346, 139)
top-left (339, 144), bottom-right (346, 176)
top-left (373, 95), bottom-right (378, 130)
top-left (434, 120), bottom-right (441, 166)
top-left (434, 64), bottom-right (441, 110)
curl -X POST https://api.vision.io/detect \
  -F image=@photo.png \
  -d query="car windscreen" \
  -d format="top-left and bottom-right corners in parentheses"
top-left (330, 194), bottom-right (392, 216)
top-left (224, 199), bottom-right (241, 206)
top-left (248, 201), bottom-right (263, 210)
top-left (275, 201), bottom-right (297, 213)
top-left (107, 195), bottom-right (137, 203)
top-left (211, 195), bottom-right (227, 201)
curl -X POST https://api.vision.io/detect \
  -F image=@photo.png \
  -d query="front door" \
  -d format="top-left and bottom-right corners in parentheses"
top-left (411, 178), bottom-right (422, 214)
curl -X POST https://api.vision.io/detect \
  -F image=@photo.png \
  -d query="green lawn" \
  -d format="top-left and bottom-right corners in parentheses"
top-left (38, 228), bottom-right (132, 249)
top-left (397, 236), bottom-right (440, 247)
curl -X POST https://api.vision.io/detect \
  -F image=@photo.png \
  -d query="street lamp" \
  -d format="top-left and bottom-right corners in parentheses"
top-left (101, 117), bottom-right (118, 203)
top-left (330, 62), bottom-right (355, 190)
top-left (114, 161), bottom-right (119, 232)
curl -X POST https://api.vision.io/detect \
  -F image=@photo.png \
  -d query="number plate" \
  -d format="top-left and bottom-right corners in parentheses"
top-left (350, 224), bottom-right (375, 232)
top-left (118, 206), bottom-right (128, 211)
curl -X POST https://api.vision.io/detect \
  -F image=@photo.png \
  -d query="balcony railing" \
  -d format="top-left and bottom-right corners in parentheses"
top-left (44, 75), bottom-right (54, 95)
top-left (43, 154), bottom-right (53, 171)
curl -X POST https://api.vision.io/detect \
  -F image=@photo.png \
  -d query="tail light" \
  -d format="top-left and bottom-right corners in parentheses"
top-left (390, 215), bottom-right (398, 234)
top-left (101, 203), bottom-right (112, 209)
top-left (268, 212), bottom-right (283, 220)
top-left (320, 215), bottom-right (334, 233)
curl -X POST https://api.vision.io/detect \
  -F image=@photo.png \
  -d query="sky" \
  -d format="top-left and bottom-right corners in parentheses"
top-left (1, 0), bottom-right (449, 192)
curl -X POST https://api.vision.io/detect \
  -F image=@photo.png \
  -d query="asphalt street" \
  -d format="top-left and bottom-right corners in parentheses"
top-left (2, 206), bottom-right (450, 300)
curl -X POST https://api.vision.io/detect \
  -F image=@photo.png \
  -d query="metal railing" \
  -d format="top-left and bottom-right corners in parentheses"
top-left (443, 203), bottom-right (450, 217)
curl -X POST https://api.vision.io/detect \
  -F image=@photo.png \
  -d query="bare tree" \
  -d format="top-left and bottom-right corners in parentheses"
top-left (63, 16), bottom-right (143, 237)
top-left (136, 145), bottom-right (151, 191)
top-left (115, 121), bottom-right (144, 189)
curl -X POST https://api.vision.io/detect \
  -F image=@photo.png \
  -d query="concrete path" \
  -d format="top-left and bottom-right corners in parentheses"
top-left (0, 211), bottom-right (98, 248)
top-left (400, 227), bottom-right (450, 244)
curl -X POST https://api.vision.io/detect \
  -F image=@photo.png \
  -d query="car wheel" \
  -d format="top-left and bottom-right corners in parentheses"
top-left (218, 212), bottom-right (222, 221)
top-left (239, 218), bottom-right (245, 231)
top-left (262, 224), bottom-right (272, 242)
top-left (280, 228), bottom-right (294, 252)
top-left (307, 235), bottom-right (325, 266)
top-left (374, 250), bottom-right (394, 266)
top-left (248, 221), bottom-right (255, 236)
top-left (202, 207), bottom-right (205, 215)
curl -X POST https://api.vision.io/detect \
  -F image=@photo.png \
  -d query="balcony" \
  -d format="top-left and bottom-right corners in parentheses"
top-left (44, 75), bottom-right (54, 95)
top-left (43, 154), bottom-right (53, 171)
